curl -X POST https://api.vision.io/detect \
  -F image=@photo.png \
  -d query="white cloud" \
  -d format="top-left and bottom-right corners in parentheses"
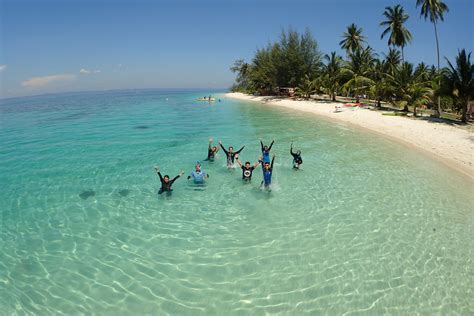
top-left (22, 74), bottom-right (76, 88)
top-left (0, 65), bottom-right (6, 72)
top-left (80, 68), bottom-right (101, 75)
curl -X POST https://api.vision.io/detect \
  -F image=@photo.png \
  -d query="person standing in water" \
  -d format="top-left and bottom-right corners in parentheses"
top-left (290, 142), bottom-right (303, 169)
top-left (205, 138), bottom-right (220, 162)
top-left (155, 166), bottom-right (184, 194)
top-left (261, 155), bottom-right (276, 189)
top-left (187, 162), bottom-right (209, 184)
top-left (219, 141), bottom-right (245, 168)
top-left (236, 157), bottom-right (260, 181)
top-left (260, 139), bottom-right (275, 164)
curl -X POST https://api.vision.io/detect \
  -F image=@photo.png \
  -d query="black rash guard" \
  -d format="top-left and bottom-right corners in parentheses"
top-left (220, 144), bottom-right (245, 165)
top-left (157, 172), bottom-right (180, 194)
top-left (207, 147), bottom-right (217, 161)
top-left (241, 165), bottom-right (255, 180)
top-left (290, 147), bottom-right (303, 166)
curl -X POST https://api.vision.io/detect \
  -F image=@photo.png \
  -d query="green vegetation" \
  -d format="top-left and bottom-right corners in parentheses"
top-left (443, 49), bottom-right (474, 123)
top-left (380, 4), bottom-right (412, 61)
top-left (416, 0), bottom-right (449, 117)
top-left (230, 28), bottom-right (322, 95)
top-left (230, 1), bottom-right (472, 123)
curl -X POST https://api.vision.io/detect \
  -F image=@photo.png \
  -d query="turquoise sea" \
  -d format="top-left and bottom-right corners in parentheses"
top-left (0, 90), bottom-right (472, 314)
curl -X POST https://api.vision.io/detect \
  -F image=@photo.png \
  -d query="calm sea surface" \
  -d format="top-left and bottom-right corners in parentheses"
top-left (0, 90), bottom-right (472, 314)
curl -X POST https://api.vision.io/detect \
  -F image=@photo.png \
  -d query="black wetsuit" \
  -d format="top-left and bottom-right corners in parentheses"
top-left (290, 148), bottom-right (303, 168)
top-left (206, 147), bottom-right (217, 161)
top-left (220, 144), bottom-right (245, 166)
top-left (157, 172), bottom-right (180, 194)
top-left (241, 166), bottom-right (255, 181)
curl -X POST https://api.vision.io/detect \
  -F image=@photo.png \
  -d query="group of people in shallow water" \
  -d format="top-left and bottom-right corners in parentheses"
top-left (155, 138), bottom-right (303, 195)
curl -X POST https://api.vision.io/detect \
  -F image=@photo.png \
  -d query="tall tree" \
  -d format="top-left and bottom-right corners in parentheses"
top-left (380, 5), bottom-right (412, 61)
top-left (277, 28), bottom-right (322, 87)
top-left (342, 46), bottom-right (375, 103)
top-left (323, 51), bottom-right (343, 101)
top-left (416, 0), bottom-right (449, 117)
top-left (339, 23), bottom-right (366, 55)
top-left (389, 61), bottom-right (431, 113)
top-left (384, 48), bottom-right (402, 75)
top-left (249, 44), bottom-right (279, 94)
top-left (230, 59), bottom-right (252, 92)
top-left (444, 49), bottom-right (474, 123)
top-left (369, 59), bottom-right (389, 107)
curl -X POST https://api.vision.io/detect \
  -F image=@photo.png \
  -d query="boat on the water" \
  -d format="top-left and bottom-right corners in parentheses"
top-left (197, 97), bottom-right (215, 102)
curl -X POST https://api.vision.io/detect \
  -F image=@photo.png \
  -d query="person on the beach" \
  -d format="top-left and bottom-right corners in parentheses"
top-left (290, 142), bottom-right (303, 169)
top-left (187, 162), bottom-right (209, 184)
top-left (155, 166), bottom-right (184, 194)
top-left (236, 157), bottom-right (260, 181)
top-left (261, 155), bottom-right (276, 189)
top-left (205, 137), bottom-right (219, 162)
top-left (260, 139), bottom-right (275, 164)
top-left (219, 141), bottom-right (245, 168)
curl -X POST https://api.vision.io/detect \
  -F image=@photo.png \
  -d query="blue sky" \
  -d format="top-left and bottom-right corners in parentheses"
top-left (0, 0), bottom-right (472, 98)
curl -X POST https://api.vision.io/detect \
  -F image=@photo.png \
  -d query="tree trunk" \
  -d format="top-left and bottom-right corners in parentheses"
top-left (332, 93), bottom-right (336, 101)
top-left (377, 97), bottom-right (381, 108)
top-left (401, 46), bottom-right (404, 62)
top-left (461, 99), bottom-right (469, 123)
top-left (433, 21), bottom-right (442, 118)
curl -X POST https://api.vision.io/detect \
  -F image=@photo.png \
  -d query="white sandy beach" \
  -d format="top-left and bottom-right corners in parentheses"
top-left (226, 92), bottom-right (474, 179)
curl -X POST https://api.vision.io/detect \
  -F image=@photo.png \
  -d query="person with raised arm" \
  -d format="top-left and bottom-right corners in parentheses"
top-left (205, 137), bottom-right (220, 162)
top-left (260, 139), bottom-right (275, 164)
top-left (219, 140), bottom-right (245, 168)
top-left (155, 166), bottom-right (184, 195)
top-left (261, 155), bottom-right (276, 189)
top-left (236, 157), bottom-right (260, 181)
top-left (290, 142), bottom-right (303, 169)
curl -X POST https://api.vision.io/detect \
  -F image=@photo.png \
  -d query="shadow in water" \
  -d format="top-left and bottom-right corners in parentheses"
top-left (79, 190), bottom-right (96, 200)
top-left (118, 189), bottom-right (130, 197)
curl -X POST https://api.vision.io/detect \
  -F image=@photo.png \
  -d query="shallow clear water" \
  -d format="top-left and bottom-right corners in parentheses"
top-left (0, 90), bottom-right (472, 314)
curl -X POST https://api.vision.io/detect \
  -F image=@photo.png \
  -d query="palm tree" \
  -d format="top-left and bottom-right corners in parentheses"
top-left (380, 5), bottom-right (412, 61)
top-left (369, 59), bottom-right (389, 107)
top-left (296, 74), bottom-right (318, 99)
top-left (342, 46), bottom-right (375, 103)
top-left (416, 0), bottom-right (449, 117)
top-left (384, 48), bottom-right (402, 75)
top-left (339, 23), bottom-right (366, 55)
top-left (322, 52), bottom-right (343, 101)
top-left (415, 62), bottom-right (430, 80)
top-left (389, 61), bottom-right (431, 113)
top-left (444, 49), bottom-right (474, 123)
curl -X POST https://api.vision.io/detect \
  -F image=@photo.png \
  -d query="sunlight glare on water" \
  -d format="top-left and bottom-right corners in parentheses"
top-left (0, 90), bottom-right (472, 314)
